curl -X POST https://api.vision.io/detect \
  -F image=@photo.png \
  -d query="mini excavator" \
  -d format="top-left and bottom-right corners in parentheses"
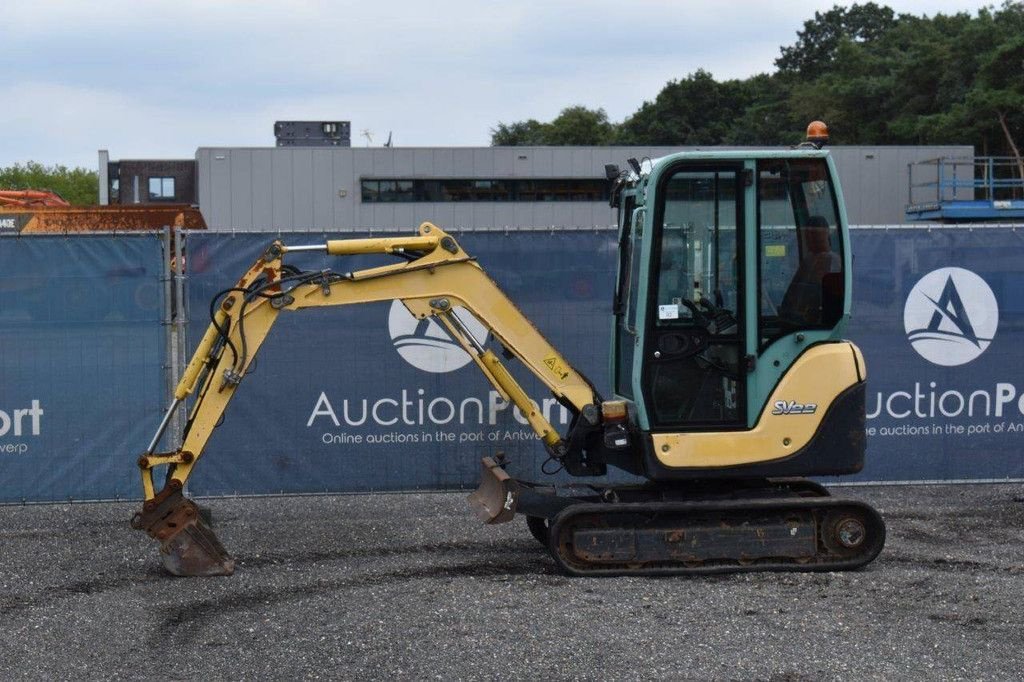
top-left (133, 123), bottom-right (885, 576)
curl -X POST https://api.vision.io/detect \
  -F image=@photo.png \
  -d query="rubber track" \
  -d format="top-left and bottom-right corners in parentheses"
top-left (547, 497), bottom-right (886, 576)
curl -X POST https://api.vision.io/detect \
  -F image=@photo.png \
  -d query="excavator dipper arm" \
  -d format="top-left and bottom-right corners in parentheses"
top-left (132, 223), bottom-right (602, 575)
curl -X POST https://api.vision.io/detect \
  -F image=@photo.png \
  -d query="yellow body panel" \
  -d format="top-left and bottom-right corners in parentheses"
top-left (851, 343), bottom-right (867, 382)
top-left (323, 235), bottom-right (439, 255)
top-left (651, 343), bottom-right (860, 468)
top-left (174, 310), bottom-right (228, 400)
top-left (481, 351), bottom-right (560, 447)
top-left (289, 235), bottom-right (594, 411)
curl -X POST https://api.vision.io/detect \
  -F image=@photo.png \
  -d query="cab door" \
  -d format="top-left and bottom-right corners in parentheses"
top-left (641, 163), bottom-right (747, 429)
top-left (751, 157), bottom-right (848, 417)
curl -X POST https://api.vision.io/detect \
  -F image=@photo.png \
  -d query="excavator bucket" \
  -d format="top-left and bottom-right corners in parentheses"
top-left (131, 484), bottom-right (235, 576)
top-left (467, 456), bottom-right (520, 524)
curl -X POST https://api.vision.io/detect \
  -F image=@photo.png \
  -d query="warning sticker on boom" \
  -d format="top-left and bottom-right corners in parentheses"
top-left (543, 355), bottom-right (570, 380)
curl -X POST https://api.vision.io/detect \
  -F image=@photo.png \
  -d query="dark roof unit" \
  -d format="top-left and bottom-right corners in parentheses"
top-left (274, 121), bottom-right (351, 147)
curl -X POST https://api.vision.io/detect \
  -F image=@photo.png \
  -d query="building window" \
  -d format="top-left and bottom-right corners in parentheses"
top-left (148, 177), bottom-right (176, 200)
top-left (360, 178), bottom-right (608, 203)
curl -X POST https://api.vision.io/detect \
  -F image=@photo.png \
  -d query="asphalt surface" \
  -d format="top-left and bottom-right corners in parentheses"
top-left (1, 484), bottom-right (1023, 681)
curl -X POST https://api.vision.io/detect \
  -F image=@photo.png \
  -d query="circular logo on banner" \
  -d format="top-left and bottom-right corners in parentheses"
top-left (387, 300), bottom-right (489, 373)
top-left (903, 267), bottom-right (998, 366)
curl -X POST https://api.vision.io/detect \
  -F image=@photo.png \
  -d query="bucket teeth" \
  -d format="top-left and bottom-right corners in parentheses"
top-left (467, 456), bottom-right (520, 524)
top-left (132, 487), bottom-right (235, 576)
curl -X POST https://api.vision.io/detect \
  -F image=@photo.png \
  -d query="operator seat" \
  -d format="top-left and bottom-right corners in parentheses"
top-left (778, 216), bottom-right (842, 326)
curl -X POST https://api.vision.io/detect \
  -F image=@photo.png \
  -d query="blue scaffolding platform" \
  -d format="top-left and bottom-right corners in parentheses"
top-left (905, 156), bottom-right (1024, 222)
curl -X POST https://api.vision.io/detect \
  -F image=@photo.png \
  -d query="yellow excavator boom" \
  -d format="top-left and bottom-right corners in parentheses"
top-left (131, 222), bottom-right (600, 575)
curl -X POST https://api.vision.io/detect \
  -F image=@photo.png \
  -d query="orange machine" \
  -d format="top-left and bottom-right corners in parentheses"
top-left (0, 189), bottom-right (72, 208)
top-left (0, 202), bottom-right (206, 233)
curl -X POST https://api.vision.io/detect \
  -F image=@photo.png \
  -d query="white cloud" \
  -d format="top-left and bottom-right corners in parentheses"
top-left (0, 0), bottom-right (1000, 168)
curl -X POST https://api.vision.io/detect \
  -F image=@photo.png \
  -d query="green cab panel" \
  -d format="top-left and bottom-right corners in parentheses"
top-left (610, 150), bottom-right (852, 431)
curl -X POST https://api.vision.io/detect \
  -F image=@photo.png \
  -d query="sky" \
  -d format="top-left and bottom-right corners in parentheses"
top-left (0, 0), bottom-right (1002, 168)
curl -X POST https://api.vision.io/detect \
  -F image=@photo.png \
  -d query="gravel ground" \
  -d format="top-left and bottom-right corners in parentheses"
top-left (1, 484), bottom-right (1023, 681)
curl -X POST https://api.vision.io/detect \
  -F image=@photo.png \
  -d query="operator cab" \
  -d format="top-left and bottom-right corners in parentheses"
top-left (611, 133), bottom-right (850, 436)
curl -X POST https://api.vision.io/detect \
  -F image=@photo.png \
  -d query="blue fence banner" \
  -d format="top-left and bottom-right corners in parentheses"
top-left (183, 229), bottom-right (622, 495)
top-left (183, 226), bottom-right (1024, 495)
top-left (845, 226), bottom-right (1024, 481)
top-left (5, 226), bottom-right (1020, 503)
top-left (0, 234), bottom-right (168, 502)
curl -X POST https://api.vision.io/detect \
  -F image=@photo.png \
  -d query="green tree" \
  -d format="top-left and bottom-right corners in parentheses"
top-left (491, 106), bottom-right (615, 145)
top-left (617, 70), bottom-right (749, 145)
top-left (776, 2), bottom-right (899, 76)
top-left (544, 106), bottom-right (615, 145)
top-left (787, 37), bottom-right (899, 143)
top-left (884, 13), bottom-right (972, 143)
top-left (492, 2), bottom-right (1024, 159)
top-left (491, 119), bottom-right (546, 145)
top-left (725, 74), bottom-right (800, 146)
top-left (0, 162), bottom-right (98, 205)
top-left (974, 36), bottom-right (1024, 177)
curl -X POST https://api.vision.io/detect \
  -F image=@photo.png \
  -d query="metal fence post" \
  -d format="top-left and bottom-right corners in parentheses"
top-left (160, 226), bottom-right (175, 451)
top-left (172, 226), bottom-right (186, 448)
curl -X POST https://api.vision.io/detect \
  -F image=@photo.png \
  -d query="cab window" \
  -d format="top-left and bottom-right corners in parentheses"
top-left (614, 196), bottom-right (638, 398)
top-left (758, 159), bottom-right (844, 350)
top-left (645, 167), bottom-right (744, 427)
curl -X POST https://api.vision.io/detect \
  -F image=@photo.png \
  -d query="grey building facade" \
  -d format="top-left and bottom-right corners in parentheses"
top-left (195, 144), bottom-right (973, 231)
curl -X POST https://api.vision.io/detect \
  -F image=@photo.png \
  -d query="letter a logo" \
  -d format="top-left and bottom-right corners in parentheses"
top-left (904, 267), bottom-right (998, 366)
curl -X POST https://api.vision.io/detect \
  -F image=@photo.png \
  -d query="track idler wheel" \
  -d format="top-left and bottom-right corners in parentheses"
top-left (131, 483), bottom-right (235, 577)
top-left (821, 509), bottom-right (873, 557)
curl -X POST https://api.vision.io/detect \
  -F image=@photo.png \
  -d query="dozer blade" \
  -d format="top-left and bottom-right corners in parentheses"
top-left (467, 456), bottom-right (520, 524)
top-left (131, 484), bottom-right (235, 576)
